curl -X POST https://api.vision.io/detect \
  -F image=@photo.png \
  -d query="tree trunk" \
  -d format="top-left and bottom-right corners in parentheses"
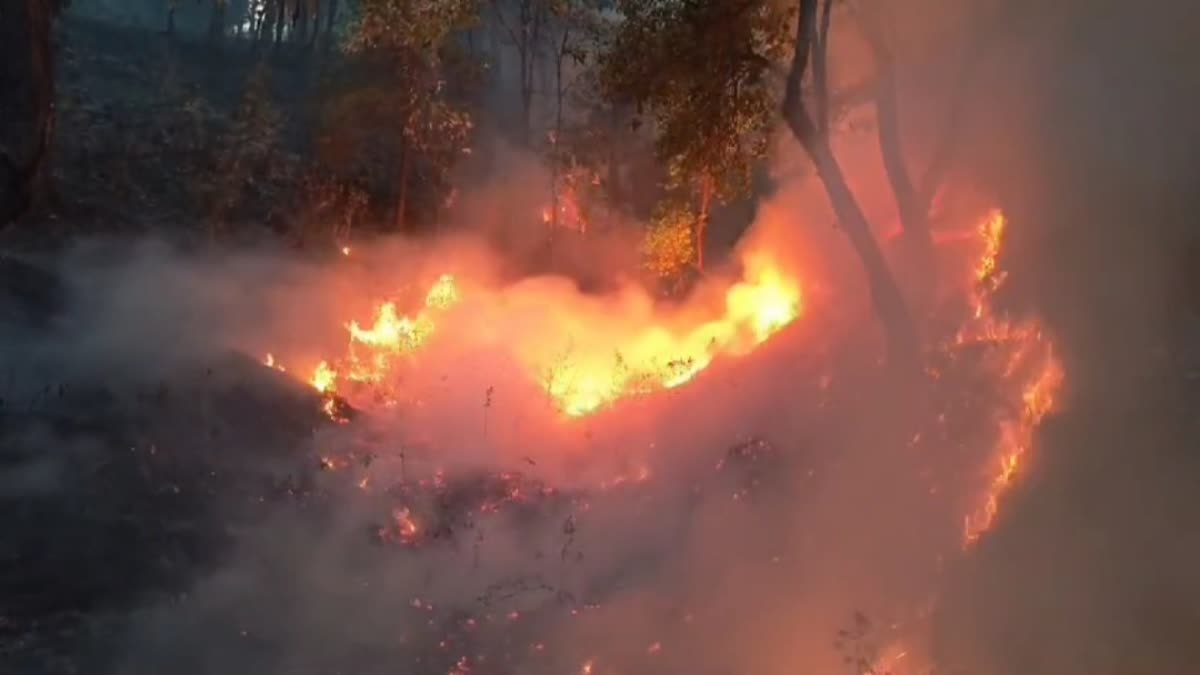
top-left (395, 144), bottom-right (410, 232)
top-left (549, 26), bottom-right (568, 231)
top-left (1, 0), bottom-right (56, 226)
top-left (323, 0), bottom-right (339, 51)
top-left (785, 0), bottom-right (918, 365)
top-left (207, 0), bottom-right (227, 45)
top-left (519, 45), bottom-right (533, 145)
top-left (696, 175), bottom-right (713, 273)
top-left (295, 0), bottom-right (308, 44)
top-left (166, 2), bottom-right (177, 37)
top-left (272, 0), bottom-right (286, 50)
top-left (856, 11), bottom-right (934, 270)
top-left (255, 0), bottom-right (274, 48)
top-left (310, 0), bottom-right (321, 46)
top-left (805, 133), bottom-right (918, 363)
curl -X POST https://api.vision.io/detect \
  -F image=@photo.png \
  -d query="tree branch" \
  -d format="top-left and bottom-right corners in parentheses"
top-left (814, 0), bottom-right (832, 134)
top-left (782, 0), bottom-right (820, 146)
top-left (856, 6), bottom-right (929, 246)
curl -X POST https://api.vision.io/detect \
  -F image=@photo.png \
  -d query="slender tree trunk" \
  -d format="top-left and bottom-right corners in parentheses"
top-left (856, 11), bottom-right (933, 263)
top-left (696, 175), bottom-right (713, 273)
top-left (549, 26), bottom-right (569, 231)
top-left (272, 0), bottom-right (286, 50)
top-left (395, 144), bottom-right (410, 232)
top-left (296, 0), bottom-right (308, 44)
top-left (519, 45), bottom-right (533, 145)
top-left (916, 21), bottom-right (999, 210)
top-left (310, 0), bottom-right (321, 46)
top-left (605, 105), bottom-right (623, 209)
top-left (806, 131), bottom-right (917, 362)
top-left (166, 1), bottom-right (177, 37)
top-left (255, 0), bottom-right (273, 48)
top-left (785, 0), bottom-right (918, 364)
top-left (323, 0), bottom-right (339, 51)
top-left (0, 0), bottom-right (56, 225)
top-left (208, 0), bottom-right (227, 45)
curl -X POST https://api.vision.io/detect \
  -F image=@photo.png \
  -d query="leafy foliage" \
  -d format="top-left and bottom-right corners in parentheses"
top-left (316, 0), bottom-right (479, 229)
top-left (641, 199), bottom-right (698, 282)
top-left (600, 0), bottom-right (792, 202)
top-left (206, 62), bottom-right (298, 236)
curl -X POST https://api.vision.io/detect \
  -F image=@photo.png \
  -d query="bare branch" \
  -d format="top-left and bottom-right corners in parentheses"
top-left (783, 0), bottom-right (821, 146)
top-left (814, 0), bottom-right (832, 133)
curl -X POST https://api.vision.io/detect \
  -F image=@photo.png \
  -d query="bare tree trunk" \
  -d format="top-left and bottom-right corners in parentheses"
top-left (166, 1), bottom-right (178, 37)
top-left (549, 24), bottom-right (570, 231)
top-left (208, 0), bottom-right (227, 45)
top-left (496, 0), bottom-right (542, 146)
top-left (324, 0), bottom-right (339, 50)
top-left (395, 144), bottom-right (410, 232)
top-left (856, 10), bottom-right (933, 269)
top-left (310, 0), bottom-right (321, 46)
top-left (784, 0), bottom-right (917, 364)
top-left (605, 105), bottom-right (624, 210)
top-left (1, 0), bottom-right (56, 226)
top-left (696, 175), bottom-right (713, 272)
top-left (916, 18), bottom-right (1002, 210)
top-left (255, 0), bottom-right (274, 48)
top-left (295, 0), bottom-right (308, 44)
top-left (272, 0), bottom-right (286, 50)
top-left (519, 43), bottom-right (534, 145)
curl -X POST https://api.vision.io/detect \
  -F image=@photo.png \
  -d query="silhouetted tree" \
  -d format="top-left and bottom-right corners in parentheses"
top-left (0, 0), bottom-right (59, 225)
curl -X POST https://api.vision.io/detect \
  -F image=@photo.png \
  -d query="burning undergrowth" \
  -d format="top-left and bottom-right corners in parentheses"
top-left (0, 195), bottom-right (1062, 675)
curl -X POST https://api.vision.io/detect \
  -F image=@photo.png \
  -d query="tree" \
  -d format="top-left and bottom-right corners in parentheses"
top-left (489, 0), bottom-right (552, 146)
top-left (0, 0), bottom-right (59, 226)
top-left (320, 0), bottom-right (477, 231)
top-left (782, 0), bottom-right (919, 364)
top-left (600, 0), bottom-right (988, 362)
top-left (543, 0), bottom-right (604, 231)
top-left (207, 63), bottom-right (292, 236)
top-left (208, 0), bottom-right (229, 45)
top-left (599, 0), bottom-right (792, 273)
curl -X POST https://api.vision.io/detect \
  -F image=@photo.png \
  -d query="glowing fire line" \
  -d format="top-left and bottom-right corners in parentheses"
top-left (955, 209), bottom-right (1065, 546)
top-left (285, 256), bottom-right (801, 418)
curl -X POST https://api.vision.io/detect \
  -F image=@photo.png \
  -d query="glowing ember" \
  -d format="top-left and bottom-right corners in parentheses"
top-left (262, 352), bottom-right (285, 371)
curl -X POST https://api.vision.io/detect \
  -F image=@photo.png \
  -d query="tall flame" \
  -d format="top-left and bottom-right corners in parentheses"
top-left (956, 209), bottom-right (1065, 546)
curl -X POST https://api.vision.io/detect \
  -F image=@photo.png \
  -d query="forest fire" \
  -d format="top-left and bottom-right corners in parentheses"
top-left (242, 205), bottom-right (1067, 675)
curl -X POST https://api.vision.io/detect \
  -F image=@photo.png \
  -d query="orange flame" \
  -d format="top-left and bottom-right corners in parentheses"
top-left (540, 254), bottom-right (802, 416)
top-left (287, 255), bottom-right (800, 419)
top-left (957, 209), bottom-right (1065, 546)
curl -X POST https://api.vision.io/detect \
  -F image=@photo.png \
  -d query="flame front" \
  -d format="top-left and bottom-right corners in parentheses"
top-left (289, 255), bottom-right (800, 419)
top-left (540, 255), bottom-right (802, 416)
top-left (955, 209), bottom-right (1065, 546)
